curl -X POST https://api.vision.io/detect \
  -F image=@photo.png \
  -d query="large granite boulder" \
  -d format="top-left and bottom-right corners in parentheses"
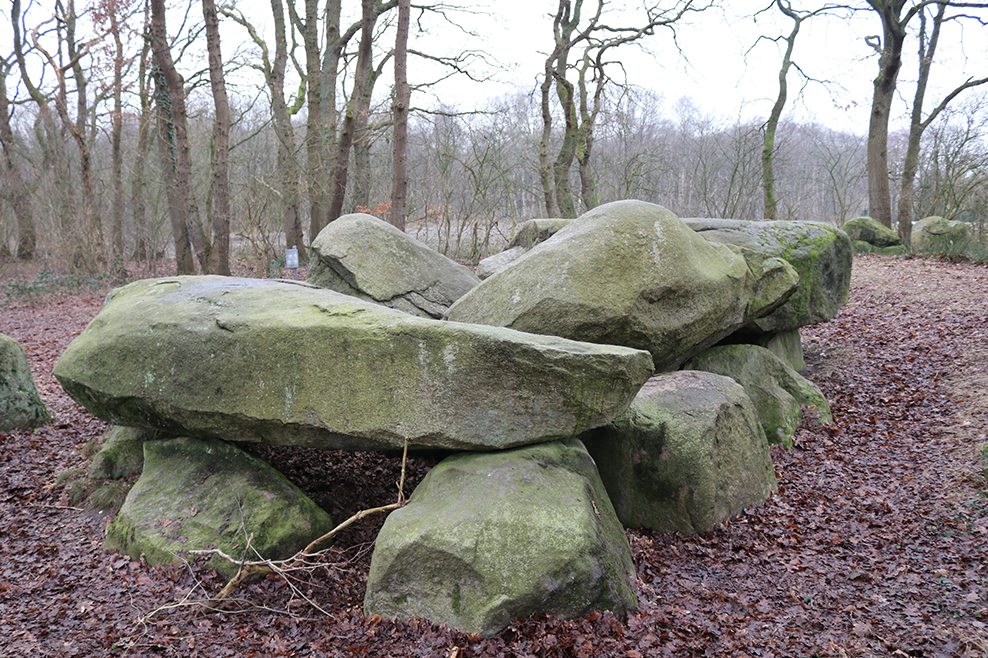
top-left (105, 436), bottom-right (333, 577)
top-left (683, 218), bottom-right (852, 333)
top-left (54, 277), bottom-right (653, 452)
top-left (307, 213), bottom-right (480, 318)
top-left (912, 216), bottom-right (972, 254)
top-left (581, 370), bottom-right (776, 534)
top-left (475, 246), bottom-right (526, 280)
top-left (365, 439), bottom-right (637, 637)
top-left (684, 344), bottom-right (832, 446)
top-left (841, 216), bottom-right (902, 248)
top-left (446, 201), bottom-right (799, 371)
top-left (508, 218), bottom-right (573, 249)
top-left (1, 333), bottom-right (50, 431)
top-left (476, 219), bottom-right (574, 280)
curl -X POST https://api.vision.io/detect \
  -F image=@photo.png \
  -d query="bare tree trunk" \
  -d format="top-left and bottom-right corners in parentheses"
top-left (327, 0), bottom-right (375, 223)
top-left (761, 0), bottom-right (806, 221)
top-left (0, 58), bottom-right (37, 261)
top-left (391, 0), bottom-right (411, 231)
top-left (150, 0), bottom-right (205, 273)
top-left (865, 1), bottom-right (906, 228)
top-left (270, 0), bottom-right (306, 258)
top-left (202, 0), bottom-right (231, 275)
top-left (131, 27), bottom-right (154, 262)
top-left (294, 0), bottom-right (326, 241)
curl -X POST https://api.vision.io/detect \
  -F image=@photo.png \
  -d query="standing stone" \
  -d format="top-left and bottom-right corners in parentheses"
top-left (0, 333), bottom-right (50, 431)
top-left (105, 436), bottom-right (334, 577)
top-left (307, 213), bottom-right (480, 318)
top-left (582, 371), bottom-right (776, 534)
top-left (365, 439), bottom-right (637, 637)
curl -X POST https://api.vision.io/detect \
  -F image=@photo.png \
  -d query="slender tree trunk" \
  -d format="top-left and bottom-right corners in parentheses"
top-left (150, 0), bottom-right (205, 273)
top-left (327, 0), bottom-right (375, 223)
top-left (762, 2), bottom-right (801, 221)
top-left (107, 8), bottom-right (125, 261)
top-left (391, 0), bottom-right (411, 231)
top-left (0, 61), bottom-right (37, 260)
top-left (269, 0), bottom-right (306, 259)
top-left (202, 0), bottom-right (231, 275)
top-left (865, 1), bottom-right (906, 228)
top-left (298, 0), bottom-right (325, 240)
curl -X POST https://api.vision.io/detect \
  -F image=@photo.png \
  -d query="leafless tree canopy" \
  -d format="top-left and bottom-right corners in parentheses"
top-left (1, 0), bottom-right (986, 272)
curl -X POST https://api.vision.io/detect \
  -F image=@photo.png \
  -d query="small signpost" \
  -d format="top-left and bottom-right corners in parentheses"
top-left (286, 246), bottom-right (299, 280)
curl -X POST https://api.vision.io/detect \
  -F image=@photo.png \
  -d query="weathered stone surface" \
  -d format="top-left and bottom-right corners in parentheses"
top-left (307, 213), bottom-right (480, 318)
top-left (684, 218), bottom-right (852, 332)
top-left (508, 218), bottom-right (573, 249)
top-left (365, 439), bottom-right (637, 637)
top-left (0, 333), bottom-right (50, 432)
top-left (446, 201), bottom-right (798, 371)
top-left (912, 216), bottom-right (972, 254)
top-left (684, 344), bottom-right (832, 446)
top-left (842, 216), bottom-right (902, 247)
top-left (54, 277), bottom-right (653, 451)
top-left (476, 246), bottom-right (526, 280)
top-left (105, 436), bottom-right (334, 576)
top-left (581, 371), bottom-right (776, 534)
top-left (88, 426), bottom-right (162, 480)
top-left (762, 329), bottom-right (806, 372)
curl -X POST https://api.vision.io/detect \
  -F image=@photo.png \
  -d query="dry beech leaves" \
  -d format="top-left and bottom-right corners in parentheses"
top-left (2, 255), bottom-right (988, 657)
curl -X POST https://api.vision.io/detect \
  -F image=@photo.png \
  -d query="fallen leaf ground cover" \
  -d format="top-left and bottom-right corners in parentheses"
top-left (1, 255), bottom-right (987, 657)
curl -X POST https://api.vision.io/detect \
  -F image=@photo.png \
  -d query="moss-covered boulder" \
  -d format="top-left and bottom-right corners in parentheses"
top-left (476, 246), bottom-right (526, 280)
top-left (842, 216), bottom-right (902, 248)
top-left (912, 216), bottom-right (972, 255)
top-left (684, 218), bottom-right (852, 332)
top-left (684, 344), bottom-right (831, 446)
top-left (508, 218), bottom-right (573, 249)
top-left (105, 436), bottom-right (333, 576)
top-left (365, 439), bottom-right (637, 637)
top-left (54, 276), bottom-right (653, 452)
top-left (873, 244), bottom-right (909, 256)
top-left (0, 333), bottom-right (50, 431)
top-left (853, 240), bottom-right (874, 254)
top-left (581, 370), bottom-right (776, 534)
top-left (88, 426), bottom-right (163, 480)
top-left (446, 201), bottom-right (799, 371)
top-left (307, 213), bottom-right (480, 318)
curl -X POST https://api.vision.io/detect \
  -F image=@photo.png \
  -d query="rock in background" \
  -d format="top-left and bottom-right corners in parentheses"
top-left (447, 201), bottom-right (798, 371)
top-left (364, 439), bottom-right (637, 637)
top-left (582, 371), bottom-right (776, 534)
top-left (105, 436), bottom-right (334, 577)
top-left (684, 218), bottom-right (852, 333)
top-left (0, 332), bottom-right (50, 431)
top-left (307, 213), bottom-right (479, 318)
top-left (912, 216), bottom-right (972, 256)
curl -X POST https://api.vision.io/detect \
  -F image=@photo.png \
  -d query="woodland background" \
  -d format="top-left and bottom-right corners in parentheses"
top-left (3, 0), bottom-right (988, 278)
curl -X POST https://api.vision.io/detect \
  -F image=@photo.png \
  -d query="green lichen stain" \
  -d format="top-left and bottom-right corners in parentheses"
top-left (452, 584), bottom-right (462, 614)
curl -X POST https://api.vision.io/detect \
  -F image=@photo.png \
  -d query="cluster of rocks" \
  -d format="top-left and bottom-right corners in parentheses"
top-left (0, 333), bottom-right (50, 432)
top-left (843, 214), bottom-right (977, 257)
top-left (55, 200), bottom-right (852, 637)
top-left (842, 216), bottom-right (909, 255)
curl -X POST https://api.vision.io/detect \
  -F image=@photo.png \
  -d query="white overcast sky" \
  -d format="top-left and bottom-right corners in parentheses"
top-left (5, 0), bottom-right (988, 135)
top-left (380, 0), bottom-right (988, 134)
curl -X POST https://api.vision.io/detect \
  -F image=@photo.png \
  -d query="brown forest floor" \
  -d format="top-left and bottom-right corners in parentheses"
top-left (2, 255), bottom-right (988, 657)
